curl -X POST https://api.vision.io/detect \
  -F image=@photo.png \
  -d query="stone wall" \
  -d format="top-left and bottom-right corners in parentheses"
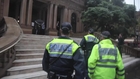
top-left (39, 0), bottom-right (85, 12)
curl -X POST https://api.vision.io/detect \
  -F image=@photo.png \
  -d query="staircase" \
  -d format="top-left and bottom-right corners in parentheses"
top-left (1, 34), bottom-right (140, 79)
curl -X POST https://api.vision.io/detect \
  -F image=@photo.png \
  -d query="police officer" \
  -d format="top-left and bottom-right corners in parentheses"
top-left (80, 28), bottom-right (99, 79)
top-left (42, 22), bottom-right (85, 79)
top-left (88, 31), bottom-right (125, 79)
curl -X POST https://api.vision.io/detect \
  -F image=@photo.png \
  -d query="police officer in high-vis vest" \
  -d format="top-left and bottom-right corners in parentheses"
top-left (42, 22), bottom-right (85, 79)
top-left (80, 28), bottom-right (99, 79)
top-left (88, 31), bottom-right (125, 79)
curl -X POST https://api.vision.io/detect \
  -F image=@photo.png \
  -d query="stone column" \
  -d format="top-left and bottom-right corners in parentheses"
top-left (48, 3), bottom-right (54, 29)
top-left (68, 9), bottom-right (72, 23)
top-left (79, 13), bottom-right (83, 32)
top-left (53, 5), bottom-right (58, 30)
top-left (3, 0), bottom-right (10, 16)
top-left (46, 7), bottom-right (49, 29)
top-left (20, 0), bottom-right (27, 25)
top-left (27, 0), bottom-right (33, 26)
top-left (63, 8), bottom-right (68, 22)
top-left (76, 12), bottom-right (79, 32)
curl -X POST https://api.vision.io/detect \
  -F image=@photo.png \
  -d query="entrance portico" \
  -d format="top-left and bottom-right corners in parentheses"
top-left (1, 0), bottom-right (85, 34)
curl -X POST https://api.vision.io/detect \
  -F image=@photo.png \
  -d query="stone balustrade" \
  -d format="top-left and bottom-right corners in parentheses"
top-left (0, 16), bottom-right (23, 77)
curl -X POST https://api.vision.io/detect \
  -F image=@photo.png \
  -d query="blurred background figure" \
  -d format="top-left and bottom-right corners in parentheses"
top-left (118, 33), bottom-right (124, 57)
top-left (33, 19), bottom-right (45, 35)
top-left (56, 21), bottom-right (61, 36)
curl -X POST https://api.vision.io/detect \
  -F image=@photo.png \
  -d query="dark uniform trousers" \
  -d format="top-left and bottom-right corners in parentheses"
top-left (84, 50), bottom-right (91, 79)
top-left (48, 71), bottom-right (73, 79)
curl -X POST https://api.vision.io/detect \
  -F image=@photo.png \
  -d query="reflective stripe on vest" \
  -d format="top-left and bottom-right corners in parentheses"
top-left (85, 35), bottom-right (98, 43)
top-left (96, 64), bottom-right (117, 68)
top-left (98, 44), bottom-right (117, 63)
top-left (49, 43), bottom-right (73, 59)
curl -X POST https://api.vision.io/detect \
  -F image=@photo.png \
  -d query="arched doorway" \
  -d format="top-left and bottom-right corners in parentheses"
top-left (71, 13), bottom-right (77, 33)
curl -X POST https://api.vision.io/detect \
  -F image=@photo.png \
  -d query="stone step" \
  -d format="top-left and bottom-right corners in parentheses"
top-left (19, 36), bottom-right (81, 45)
top-left (124, 58), bottom-right (140, 72)
top-left (16, 51), bottom-right (44, 54)
top-left (22, 34), bottom-right (83, 39)
top-left (122, 55), bottom-right (130, 59)
top-left (18, 38), bottom-right (81, 44)
top-left (16, 49), bottom-right (44, 52)
top-left (21, 38), bottom-right (49, 41)
top-left (20, 38), bottom-right (54, 42)
top-left (7, 64), bottom-right (42, 75)
top-left (17, 41), bottom-right (48, 45)
top-left (19, 39), bottom-right (52, 43)
top-left (22, 34), bottom-right (81, 40)
top-left (13, 58), bottom-right (42, 66)
top-left (123, 57), bottom-right (135, 63)
top-left (17, 40), bottom-right (80, 45)
top-left (16, 53), bottom-right (43, 59)
top-left (22, 34), bottom-right (57, 38)
top-left (15, 45), bottom-right (45, 49)
top-left (2, 71), bottom-right (47, 79)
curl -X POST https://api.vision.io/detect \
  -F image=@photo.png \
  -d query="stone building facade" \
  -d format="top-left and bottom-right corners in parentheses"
top-left (0, 0), bottom-right (85, 34)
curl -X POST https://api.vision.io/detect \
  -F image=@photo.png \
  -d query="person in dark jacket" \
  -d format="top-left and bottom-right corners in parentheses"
top-left (118, 33), bottom-right (124, 57)
top-left (80, 28), bottom-right (99, 79)
top-left (42, 22), bottom-right (85, 79)
top-left (56, 21), bottom-right (61, 36)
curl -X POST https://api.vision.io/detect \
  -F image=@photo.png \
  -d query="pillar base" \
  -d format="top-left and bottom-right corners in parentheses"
top-left (48, 28), bottom-right (58, 36)
top-left (20, 24), bottom-right (32, 34)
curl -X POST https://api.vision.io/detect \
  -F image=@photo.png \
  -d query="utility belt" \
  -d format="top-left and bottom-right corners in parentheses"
top-left (48, 71), bottom-right (74, 79)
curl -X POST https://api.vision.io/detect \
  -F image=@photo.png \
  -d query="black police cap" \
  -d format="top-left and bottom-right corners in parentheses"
top-left (89, 28), bottom-right (94, 34)
top-left (61, 22), bottom-right (72, 31)
top-left (101, 31), bottom-right (110, 38)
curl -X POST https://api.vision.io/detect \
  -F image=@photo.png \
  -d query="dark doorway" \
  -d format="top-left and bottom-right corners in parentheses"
top-left (71, 13), bottom-right (77, 33)
top-left (57, 6), bottom-right (63, 27)
top-left (8, 0), bottom-right (21, 21)
top-left (32, 0), bottom-right (47, 22)
top-left (56, 6), bottom-right (63, 36)
top-left (32, 0), bottom-right (48, 34)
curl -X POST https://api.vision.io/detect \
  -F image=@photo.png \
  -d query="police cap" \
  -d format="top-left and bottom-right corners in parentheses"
top-left (61, 22), bottom-right (72, 31)
top-left (101, 31), bottom-right (110, 38)
top-left (89, 28), bottom-right (94, 34)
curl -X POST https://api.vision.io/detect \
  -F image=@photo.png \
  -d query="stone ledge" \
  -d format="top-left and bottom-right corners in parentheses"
top-left (0, 16), bottom-right (23, 77)
top-left (124, 58), bottom-right (140, 72)
top-left (0, 16), bottom-right (22, 52)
